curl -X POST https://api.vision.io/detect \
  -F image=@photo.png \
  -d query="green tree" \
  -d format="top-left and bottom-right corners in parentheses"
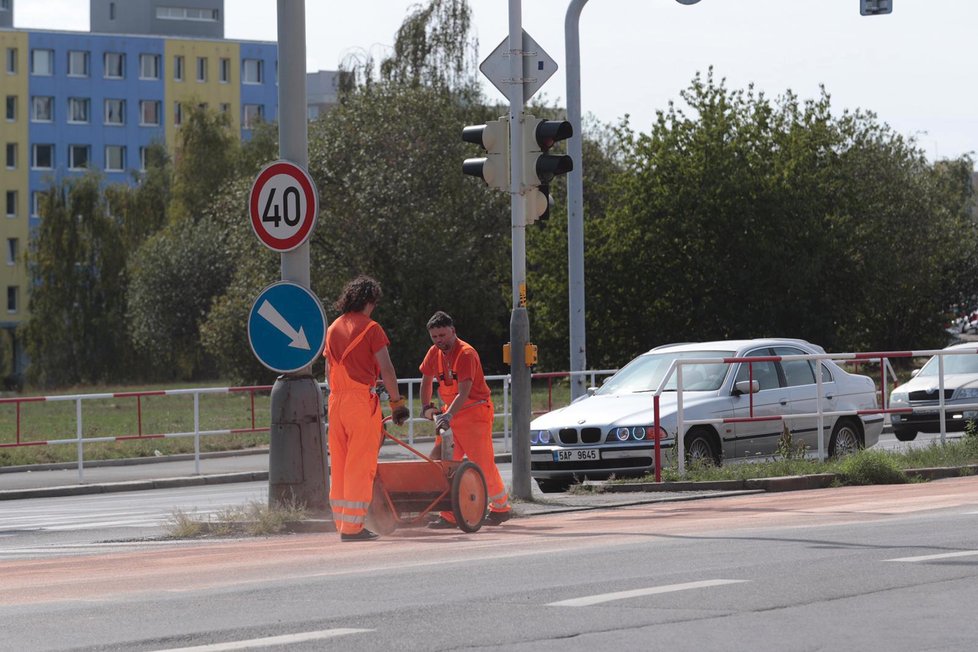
top-left (530, 69), bottom-right (978, 368)
top-left (169, 102), bottom-right (239, 223)
top-left (24, 173), bottom-right (129, 386)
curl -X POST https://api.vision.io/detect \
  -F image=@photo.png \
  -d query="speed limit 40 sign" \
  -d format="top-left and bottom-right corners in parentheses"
top-left (249, 160), bottom-right (319, 252)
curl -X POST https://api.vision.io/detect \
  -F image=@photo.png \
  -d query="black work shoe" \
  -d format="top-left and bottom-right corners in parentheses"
top-left (427, 517), bottom-right (457, 529)
top-left (483, 510), bottom-right (512, 526)
top-left (340, 528), bottom-right (379, 542)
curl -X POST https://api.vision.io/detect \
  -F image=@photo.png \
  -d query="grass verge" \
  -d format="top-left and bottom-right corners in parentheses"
top-left (618, 424), bottom-right (978, 487)
top-left (164, 497), bottom-right (309, 538)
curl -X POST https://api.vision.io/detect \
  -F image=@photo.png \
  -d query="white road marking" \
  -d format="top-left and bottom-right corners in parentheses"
top-left (884, 550), bottom-right (978, 563)
top-left (546, 579), bottom-right (749, 607)
top-left (150, 628), bottom-right (372, 651)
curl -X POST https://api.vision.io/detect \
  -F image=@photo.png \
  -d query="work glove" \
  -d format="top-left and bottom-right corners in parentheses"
top-left (392, 405), bottom-right (410, 426)
top-left (422, 403), bottom-right (439, 420)
top-left (434, 412), bottom-right (453, 432)
top-left (389, 397), bottom-right (409, 426)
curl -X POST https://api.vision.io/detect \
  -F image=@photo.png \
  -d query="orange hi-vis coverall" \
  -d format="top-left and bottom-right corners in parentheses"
top-left (420, 338), bottom-right (511, 520)
top-left (324, 313), bottom-right (389, 536)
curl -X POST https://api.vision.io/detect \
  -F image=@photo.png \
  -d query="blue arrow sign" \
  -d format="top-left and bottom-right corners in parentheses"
top-left (248, 282), bottom-right (327, 374)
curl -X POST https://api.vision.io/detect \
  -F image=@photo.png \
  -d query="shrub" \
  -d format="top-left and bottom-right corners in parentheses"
top-left (837, 449), bottom-right (906, 485)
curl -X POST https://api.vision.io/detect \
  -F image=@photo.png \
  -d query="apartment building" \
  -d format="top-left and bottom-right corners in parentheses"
top-left (0, 1), bottom-right (296, 376)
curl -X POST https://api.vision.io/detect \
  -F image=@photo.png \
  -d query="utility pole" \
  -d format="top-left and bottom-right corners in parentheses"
top-left (507, 0), bottom-right (533, 500)
top-left (265, 0), bottom-right (329, 515)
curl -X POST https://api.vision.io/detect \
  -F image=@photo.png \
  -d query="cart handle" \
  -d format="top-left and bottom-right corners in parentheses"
top-left (380, 415), bottom-right (440, 464)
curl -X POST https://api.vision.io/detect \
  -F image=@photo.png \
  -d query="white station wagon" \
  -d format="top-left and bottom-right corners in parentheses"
top-left (530, 338), bottom-right (884, 492)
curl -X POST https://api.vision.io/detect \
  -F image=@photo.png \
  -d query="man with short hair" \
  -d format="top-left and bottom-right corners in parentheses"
top-left (419, 311), bottom-right (512, 527)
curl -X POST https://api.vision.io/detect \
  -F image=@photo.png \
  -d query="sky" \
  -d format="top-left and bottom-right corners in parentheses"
top-left (11, 1), bottom-right (978, 163)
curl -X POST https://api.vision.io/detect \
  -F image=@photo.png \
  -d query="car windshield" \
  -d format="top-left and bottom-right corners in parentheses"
top-left (918, 350), bottom-right (978, 376)
top-left (597, 350), bottom-right (733, 394)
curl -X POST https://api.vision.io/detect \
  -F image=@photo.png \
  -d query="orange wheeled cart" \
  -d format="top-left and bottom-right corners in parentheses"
top-left (366, 418), bottom-right (488, 534)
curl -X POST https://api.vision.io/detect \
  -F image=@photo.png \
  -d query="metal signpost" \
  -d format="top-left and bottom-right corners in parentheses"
top-left (250, 0), bottom-right (329, 515)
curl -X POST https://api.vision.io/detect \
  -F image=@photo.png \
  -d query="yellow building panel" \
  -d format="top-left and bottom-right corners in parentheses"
top-left (164, 39), bottom-right (241, 153)
top-left (0, 30), bottom-right (31, 326)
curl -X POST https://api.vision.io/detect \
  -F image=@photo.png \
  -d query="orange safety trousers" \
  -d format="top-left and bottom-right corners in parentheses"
top-left (439, 401), bottom-right (511, 523)
top-left (327, 362), bottom-right (382, 536)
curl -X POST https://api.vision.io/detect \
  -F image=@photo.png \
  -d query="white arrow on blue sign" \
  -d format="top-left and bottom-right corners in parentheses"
top-left (248, 281), bottom-right (327, 374)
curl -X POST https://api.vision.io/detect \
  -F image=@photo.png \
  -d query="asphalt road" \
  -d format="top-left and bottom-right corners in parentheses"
top-left (2, 478), bottom-right (978, 651)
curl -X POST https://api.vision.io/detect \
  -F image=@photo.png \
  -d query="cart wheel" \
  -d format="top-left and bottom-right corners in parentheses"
top-left (365, 478), bottom-right (397, 536)
top-left (451, 461), bottom-right (487, 533)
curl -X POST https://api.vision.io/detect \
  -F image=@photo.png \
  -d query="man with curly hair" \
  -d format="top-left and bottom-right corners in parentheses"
top-left (324, 275), bottom-right (409, 542)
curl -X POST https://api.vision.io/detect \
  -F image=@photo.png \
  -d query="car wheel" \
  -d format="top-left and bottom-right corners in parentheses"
top-left (685, 428), bottom-right (720, 466)
top-left (829, 418), bottom-right (863, 457)
top-left (536, 478), bottom-right (573, 493)
top-left (892, 427), bottom-right (918, 442)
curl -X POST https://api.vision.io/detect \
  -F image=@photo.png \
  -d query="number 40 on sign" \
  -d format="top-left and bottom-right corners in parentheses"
top-left (249, 160), bottom-right (319, 252)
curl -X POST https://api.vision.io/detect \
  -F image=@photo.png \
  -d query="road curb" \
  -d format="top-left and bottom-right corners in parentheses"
top-left (0, 472), bottom-right (268, 501)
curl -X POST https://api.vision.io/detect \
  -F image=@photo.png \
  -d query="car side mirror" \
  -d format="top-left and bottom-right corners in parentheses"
top-left (910, 368), bottom-right (921, 377)
top-left (586, 386), bottom-right (597, 396)
top-left (733, 380), bottom-right (759, 395)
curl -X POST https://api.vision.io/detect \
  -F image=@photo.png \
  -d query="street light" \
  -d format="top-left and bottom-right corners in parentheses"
top-left (564, 0), bottom-right (702, 402)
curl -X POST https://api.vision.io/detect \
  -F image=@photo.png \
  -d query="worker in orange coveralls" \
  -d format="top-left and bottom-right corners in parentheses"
top-left (419, 311), bottom-right (512, 528)
top-left (324, 276), bottom-right (409, 542)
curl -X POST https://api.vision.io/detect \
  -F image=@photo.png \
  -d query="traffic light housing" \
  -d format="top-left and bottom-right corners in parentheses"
top-left (860, 0), bottom-right (891, 15)
top-left (523, 115), bottom-right (573, 223)
top-left (462, 118), bottom-right (510, 191)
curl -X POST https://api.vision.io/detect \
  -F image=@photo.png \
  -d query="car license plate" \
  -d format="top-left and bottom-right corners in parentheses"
top-left (554, 449), bottom-right (599, 462)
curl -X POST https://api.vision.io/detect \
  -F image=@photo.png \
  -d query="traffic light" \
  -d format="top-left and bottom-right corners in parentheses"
top-left (522, 115), bottom-right (573, 224)
top-left (462, 118), bottom-right (510, 191)
top-left (860, 0), bottom-right (891, 15)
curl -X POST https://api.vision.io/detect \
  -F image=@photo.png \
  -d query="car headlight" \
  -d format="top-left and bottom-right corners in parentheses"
top-left (889, 392), bottom-right (909, 405)
top-left (953, 388), bottom-right (978, 400)
top-left (610, 426), bottom-right (662, 442)
top-left (530, 430), bottom-right (552, 445)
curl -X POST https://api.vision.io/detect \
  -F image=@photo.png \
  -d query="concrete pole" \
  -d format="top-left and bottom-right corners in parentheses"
top-left (508, 0), bottom-right (533, 500)
top-left (565, 0), bottom-right (589, 401)
top-left (268, 0), bottom-right (329, 515)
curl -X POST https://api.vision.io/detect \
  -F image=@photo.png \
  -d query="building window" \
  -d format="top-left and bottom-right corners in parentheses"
top-left (139, 100), bottom-right (160, 126)
top-left (6, 238), bottom-right (17, 265)
top-left (104, 99), bottom-right (125, 125)
top-left (4, 191), bottom-right (15, 217)
top-left (30, 49), bottom-right (54, 75)
top-left (32, 144), bottom-right (53, 169)
top-left (173, 102), bottom-right (183, 126)
top-left (242, 59), bottom-right (263, 84)
top-left (5, 143), bottom-right (15, 168)
top-left (219, 57), bottom-right (230, 83)
top-left (104, 52), bottom-right (125, 79)
top-left (30, 96), bottom-right (53, 122)
top-left (156, 6), bottom-right (219, 22)
top-left (219, 103), bottom-right (230, 115)
top-left (139, 146), bottom-right (147, 171)
top-left (243, 104), bottom-right (264, 129)
top-left (67, 50), bottom-right (89, 77)
top-left (69, 145), bottom-right (90, 170)
top-left (173, 55), bottom-right (184, 81)
top-left (109, 1), bottom-right (116, 20)
top-left (196, 56), bottom-right (207, 82)
top-left (105, 145), bottom-right (125, 171)
top-left (7, 286), bottom-right (18, 314)
top-left (4, 95), bottom-right (15, 121)
top-left (30, 192), bottom-right (40, 217)
top-left (5, 47), bottom-right (16, 75)
top-left (68, 97), bottom-right (90, 123)
top-left (139, 53), bottom-right (160, 79)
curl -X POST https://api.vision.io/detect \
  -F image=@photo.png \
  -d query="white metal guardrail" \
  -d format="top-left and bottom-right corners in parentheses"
top-left (0, 369), bottom-right (618, 483)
